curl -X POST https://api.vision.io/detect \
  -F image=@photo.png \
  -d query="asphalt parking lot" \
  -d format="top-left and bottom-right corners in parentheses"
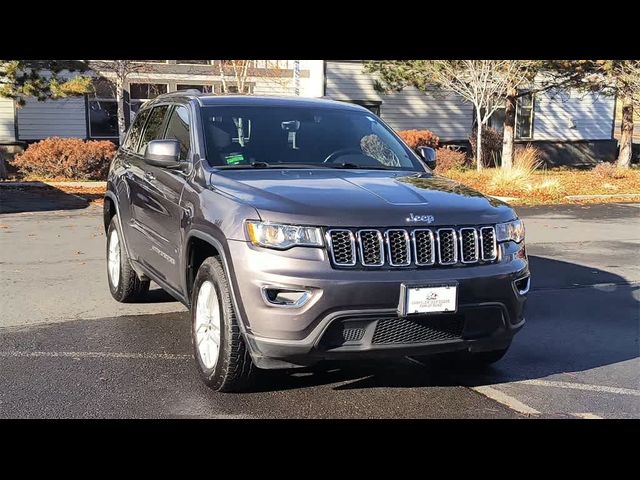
top-left (0, 187), bottom-right (638, 418)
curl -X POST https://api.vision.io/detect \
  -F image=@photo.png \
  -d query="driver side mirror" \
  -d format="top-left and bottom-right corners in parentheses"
top-left (144, 140), bottom-right (184, 169)
top-left (417, 146), bottom-right (437, 170)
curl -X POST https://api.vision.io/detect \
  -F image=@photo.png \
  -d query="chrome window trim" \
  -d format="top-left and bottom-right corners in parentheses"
top-left (385, 229), bottom-right (411, 267)
top-left (357, 229), bottom-right (385, 267)
top-left (411, 228), bottom-right (435, 266)
top-left (459, 227), bottom-right (479, 264)
top-left (326, 229), bottom-right (356, 266)
top-left (436, 228), bottom-right (458, 265)
top-left (479, 226), bottom-right (498, 261)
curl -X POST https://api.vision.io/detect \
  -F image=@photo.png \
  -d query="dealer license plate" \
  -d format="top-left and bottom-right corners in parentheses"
top-left (398, 283), bottom-right (458, 316)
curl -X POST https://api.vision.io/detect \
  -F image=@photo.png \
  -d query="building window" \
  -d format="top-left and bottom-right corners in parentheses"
top-left (176, 60), bottom-right (211, 65)
top-left (485, 92), bottom-right (535, 139)
top-left (88, 100), bottom-right (119, 138)
top-left (224, 84), bottom-right (253, 94)
top-left (347, 100), bottom-right (382, 116)
top-left (515, 93), bottom-right (534, 139)
top-left (176, 84), bottom-right (216, 93)
top-left (129, 83), bottom-right (168, 116)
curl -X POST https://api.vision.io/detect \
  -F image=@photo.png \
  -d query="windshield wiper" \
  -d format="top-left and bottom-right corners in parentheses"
top-left (216, 162), bottom-right (331, 170)
top-left (330, 162), bottom-right (399, 170)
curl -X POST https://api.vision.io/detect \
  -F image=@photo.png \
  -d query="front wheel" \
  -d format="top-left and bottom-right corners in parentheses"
top-left (191, 256), bottom-right (255, 392)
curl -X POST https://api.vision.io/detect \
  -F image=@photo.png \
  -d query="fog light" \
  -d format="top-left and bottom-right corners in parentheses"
top-left (261, 287), bottom-right (311, 308)
top-left (514, 276), bottom-right (530, 295)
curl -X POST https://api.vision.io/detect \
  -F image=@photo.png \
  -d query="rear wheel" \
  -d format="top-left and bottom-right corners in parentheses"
top-left (191, 256), bottom-right (255, 392)
top-left (106, 216), bottom-right (149, 302)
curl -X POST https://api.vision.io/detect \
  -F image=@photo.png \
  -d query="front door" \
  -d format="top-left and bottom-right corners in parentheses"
top-left (126, 103), bottom-right (181, 291)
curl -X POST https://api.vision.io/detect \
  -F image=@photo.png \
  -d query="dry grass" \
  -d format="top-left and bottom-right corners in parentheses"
top-left (446, 168), bottom-right (640, 205)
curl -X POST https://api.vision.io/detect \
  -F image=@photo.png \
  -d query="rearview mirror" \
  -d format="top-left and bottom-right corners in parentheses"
top-left (417, 146), bottom-right (437, 170)
top-left (144, 140), bottom-right (182, 169)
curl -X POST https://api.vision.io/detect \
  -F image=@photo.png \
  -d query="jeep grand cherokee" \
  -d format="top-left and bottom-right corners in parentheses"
top-left (104, 93), bottom-right (529, 392)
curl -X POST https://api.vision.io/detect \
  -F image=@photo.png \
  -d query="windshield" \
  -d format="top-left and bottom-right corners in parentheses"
top-left (200, 105), bottom-right (424, 171)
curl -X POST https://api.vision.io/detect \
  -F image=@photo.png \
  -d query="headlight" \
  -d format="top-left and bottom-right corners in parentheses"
top-left (496, 219), bottom-right (525, 243)
top-left (246, 221), bottom-right (324, 250)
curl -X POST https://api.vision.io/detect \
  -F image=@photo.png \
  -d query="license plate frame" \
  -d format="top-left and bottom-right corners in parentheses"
top-left (397, 282), bottom-right (459, 317)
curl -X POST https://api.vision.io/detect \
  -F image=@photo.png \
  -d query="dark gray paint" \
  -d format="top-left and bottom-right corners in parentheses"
top-left (107, 94), bottom-right (528, 368)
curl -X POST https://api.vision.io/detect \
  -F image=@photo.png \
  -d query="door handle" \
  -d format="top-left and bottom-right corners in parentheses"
top-left (144, 171), bottom-right (156, 182)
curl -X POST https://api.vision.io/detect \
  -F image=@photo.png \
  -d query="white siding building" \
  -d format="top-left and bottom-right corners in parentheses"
top-left (0, 60), bottom-right (623, 165)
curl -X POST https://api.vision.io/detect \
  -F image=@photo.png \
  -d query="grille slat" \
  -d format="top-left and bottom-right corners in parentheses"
top-left (386, 229), bottom-right (411, 266)
top-left (480, 227), bottom-right (498, 261)
top-left (459, 228), bottom-right (479, 263)
top-left (412, 229), bottom-right (435, 266)
top-left (327, 229), bottom-right (356, 266)
top-left (437, 228), bottom-right (458, 265)
top-left (327, 226), bottom-right (498, 268)
top-left (357, 229), bottom-right (384, 266)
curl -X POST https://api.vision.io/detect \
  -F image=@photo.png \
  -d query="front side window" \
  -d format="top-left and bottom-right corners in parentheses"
top-left (122, 108), bottom-right (151, 152)
top-left (138, 105), bottom-right (169, 155)
top-left (164, 105), bottom-right (191, 160)
top-left (200, 105), bottom-right (423, 171)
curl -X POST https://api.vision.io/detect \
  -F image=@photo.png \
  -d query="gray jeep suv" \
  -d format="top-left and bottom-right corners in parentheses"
top-left (104, 93), bottom-right (529, 392)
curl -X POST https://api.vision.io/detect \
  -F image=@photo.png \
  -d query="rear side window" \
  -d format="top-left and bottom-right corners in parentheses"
top-left (137, 105), bottom-right (169, 154)
top-left (122, 108), bottom-right (150, 152)
top-left (163, 105), bottom-right (191, 160)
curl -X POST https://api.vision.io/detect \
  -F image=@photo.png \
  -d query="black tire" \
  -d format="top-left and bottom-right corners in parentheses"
top-left (106, 216), bottom-right (150, 302)
top-left (413, 344), bottom-right (511, 370)
top-left (191, 256), bottom-right (255, 392)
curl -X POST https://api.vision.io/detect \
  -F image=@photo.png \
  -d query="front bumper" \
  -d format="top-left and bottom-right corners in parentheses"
top-left (227, 239), bottom-right (528, 369)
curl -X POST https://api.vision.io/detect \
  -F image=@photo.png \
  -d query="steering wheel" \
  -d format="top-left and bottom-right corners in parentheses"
top-left (323, 148), bottom-right (364, 164)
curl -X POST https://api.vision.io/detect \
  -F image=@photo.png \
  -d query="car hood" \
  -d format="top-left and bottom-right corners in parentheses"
top-left (209, 169), bottom-right (517, 227)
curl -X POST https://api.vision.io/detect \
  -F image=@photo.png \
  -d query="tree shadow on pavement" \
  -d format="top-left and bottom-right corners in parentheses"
top-left (246, 255), bottom-right (639, 392)
top-left (0, 185), bottom-right (91, 214)
top-left (0, 256), bottom-right (636, 395)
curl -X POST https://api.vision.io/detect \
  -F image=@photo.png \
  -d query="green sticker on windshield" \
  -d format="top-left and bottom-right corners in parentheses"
top-left (225, 153), bottom-right (244, 165)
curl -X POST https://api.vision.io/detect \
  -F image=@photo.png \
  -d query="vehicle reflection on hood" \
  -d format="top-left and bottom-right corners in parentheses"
top-left (397, 173), bottom-right (508, 208)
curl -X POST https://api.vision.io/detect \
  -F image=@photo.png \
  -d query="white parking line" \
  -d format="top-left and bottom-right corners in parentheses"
top-left (572, 413), bottom-right (604, 419)
top-left (514, 379), bottom-right (640, 397)
top-left (471, 386), bottom-right (540, 415)
top-left (0, 350), bottom-right (191, 360)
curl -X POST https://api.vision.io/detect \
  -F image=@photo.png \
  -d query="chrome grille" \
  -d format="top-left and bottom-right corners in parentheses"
top-left (412, 229), bottom-right (435, 265)
top-left (480, 227), bottom-right (497, 261)
top-left (386, 229), bottom-right (411, 266)
top-left (326, 229), bottom-right (356, 266)
top-left (357, 230), bottom-right (384, 266)
top-left (327, 226), bottom-right (498, 268)
top-left (437, 228), bottom-right (457, 265)
top-left (459, 228), bottom-right (479, 263)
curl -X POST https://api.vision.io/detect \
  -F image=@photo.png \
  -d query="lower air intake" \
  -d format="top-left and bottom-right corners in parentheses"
top-left (372, 315), bottom-right (464, 344)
